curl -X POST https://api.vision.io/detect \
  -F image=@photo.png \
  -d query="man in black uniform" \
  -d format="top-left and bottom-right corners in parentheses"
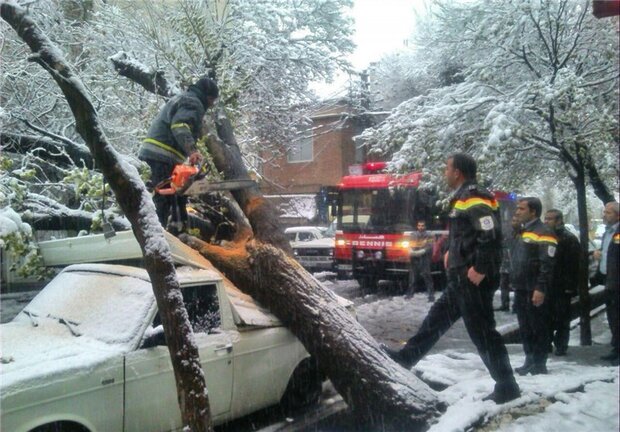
top-left (139, 76), bottom-right (219, 232)
top-left (544, 209), bottom-right (580, 356)
top-left (384, 153), bottom-right (520, 404)
top-left (512, 197), bottom-right (556, 375)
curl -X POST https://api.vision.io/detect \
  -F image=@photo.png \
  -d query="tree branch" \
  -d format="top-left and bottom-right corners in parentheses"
top-left (0, 3), bottom-right (212, 430)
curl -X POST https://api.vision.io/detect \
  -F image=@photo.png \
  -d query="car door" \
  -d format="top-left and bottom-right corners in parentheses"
top-left (123, 283), bottom-right (233, 431)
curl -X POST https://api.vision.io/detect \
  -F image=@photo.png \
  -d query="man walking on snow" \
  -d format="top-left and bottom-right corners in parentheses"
top-left (384, 153), bottom-right (520, 404)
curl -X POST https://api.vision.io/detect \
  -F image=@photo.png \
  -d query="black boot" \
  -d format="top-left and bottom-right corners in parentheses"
top-left (529, 363), bottom-right (548, 375)
top-left (515, 358), bottom-right (534, 375)
top-left (380, 344), bottom-right (409, 368)
top-left (483, 380), bottom-right (521, 404)
top-left (380, 344), bottom-right (418, 369)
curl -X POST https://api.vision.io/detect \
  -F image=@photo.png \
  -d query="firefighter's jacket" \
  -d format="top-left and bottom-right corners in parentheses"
top-left (446, 182), bottom-right (502, 277)
top-left (511, 218), bottom-right (557, 294)
top-left (139, 88), bottom-right (206, 164)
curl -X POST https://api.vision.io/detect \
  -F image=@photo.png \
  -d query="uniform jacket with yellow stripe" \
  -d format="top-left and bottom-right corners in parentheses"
top-left (139, 87), bottom-right (207, 164)
top-left (511, 218), bottom-right (557, 294)
top-left (446, 182), bottom-right (502, 278)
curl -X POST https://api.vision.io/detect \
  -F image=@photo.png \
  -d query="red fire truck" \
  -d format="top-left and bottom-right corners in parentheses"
top-left (333, 162), bottom-right (516, 291)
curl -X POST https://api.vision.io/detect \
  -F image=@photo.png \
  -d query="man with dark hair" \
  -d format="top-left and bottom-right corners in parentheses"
top-left (408, 220), bottom-right (435, 302)
top-left (596, 202), bottom-right (619, 364)
top-left (512, 197), bottom-right (557, 375)
top-left (384, 153), bottom-right (520, 404)
top-left (544, 209), bottom-right (580, 356)
top-left (139, 76), bottom-right (219, 233)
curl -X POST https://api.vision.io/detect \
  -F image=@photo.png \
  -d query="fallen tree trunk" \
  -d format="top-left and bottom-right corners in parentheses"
top-left (0, 3), bottom-right (213, 431)
top-left (183, 235), bottom-right (445, 429)
top-left (112, 52), bottom-right (445, 429)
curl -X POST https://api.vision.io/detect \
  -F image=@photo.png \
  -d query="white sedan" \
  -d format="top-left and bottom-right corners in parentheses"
top-left (1, 263), bottom-right (323, 432)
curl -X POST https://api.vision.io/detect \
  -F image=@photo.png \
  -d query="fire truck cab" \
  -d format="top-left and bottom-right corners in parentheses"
top-left (333, 163), bottom-right (444, 290)
top-left (332, 163), bottom-right (517, 292)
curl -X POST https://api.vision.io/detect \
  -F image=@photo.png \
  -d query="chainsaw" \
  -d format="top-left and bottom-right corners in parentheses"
top-left (154, 163), bottom-right (255, 196)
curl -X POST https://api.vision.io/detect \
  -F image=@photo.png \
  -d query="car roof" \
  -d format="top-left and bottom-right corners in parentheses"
top-left (284, 226), bottom-right (325, 233)
top-left (61, 263), bottom-right (223, 284)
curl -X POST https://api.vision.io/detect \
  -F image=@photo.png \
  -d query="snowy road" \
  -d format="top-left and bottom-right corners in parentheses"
top-left (1, 278), bottom-right (618, 431)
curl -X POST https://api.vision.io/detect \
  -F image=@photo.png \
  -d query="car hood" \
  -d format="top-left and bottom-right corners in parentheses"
top-left (0, 320), bottom-right (123, 396)
top-left (291, 237), bottom-right (334, 249)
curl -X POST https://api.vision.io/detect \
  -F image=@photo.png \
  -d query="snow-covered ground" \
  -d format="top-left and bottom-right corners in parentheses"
top-left (320, 278), bottom-right (619, 432)
top-left (2, 279), bottom-right (618, 431)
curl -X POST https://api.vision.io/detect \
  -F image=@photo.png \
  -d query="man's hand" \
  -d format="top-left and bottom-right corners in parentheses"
top-left (188, 151), bottom-right (203, 165)
top-left (593, 250), bottom-right (602, 261)
top-left (467, 267), bottom-right (485, 286)
top-left (532, 289), bottom-right (545, 306)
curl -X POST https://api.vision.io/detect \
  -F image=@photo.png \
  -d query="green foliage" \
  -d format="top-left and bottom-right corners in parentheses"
top-left (1, 232), bottom-right (53, 280)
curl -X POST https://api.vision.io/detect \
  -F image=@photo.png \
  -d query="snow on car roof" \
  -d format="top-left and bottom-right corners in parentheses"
top-left (284, 226), bottom-right (326, 233)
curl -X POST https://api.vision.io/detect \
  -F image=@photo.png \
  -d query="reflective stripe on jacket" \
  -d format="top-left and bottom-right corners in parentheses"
top-left (139, 91), bottom-right (205, 164)
top-left (447, 182), bottom-right (502, 277)
top-left (511, 218), bottom-right (557, 293)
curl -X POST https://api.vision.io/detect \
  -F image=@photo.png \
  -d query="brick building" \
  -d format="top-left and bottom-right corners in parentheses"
top-left (260, 101), bottom-right (385, 227)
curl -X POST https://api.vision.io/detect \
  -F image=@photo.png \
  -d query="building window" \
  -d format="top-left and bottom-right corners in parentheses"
top-left (287, 129), bottom-right (313, 163)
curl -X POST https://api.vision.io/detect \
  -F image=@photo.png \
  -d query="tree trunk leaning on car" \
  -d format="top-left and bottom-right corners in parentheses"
top-left (113, 55), bottom-right (445, 430)
top-left (1, 3), bottom-right (445, 430)
top-left (0, 3), bottom-right (213, 431)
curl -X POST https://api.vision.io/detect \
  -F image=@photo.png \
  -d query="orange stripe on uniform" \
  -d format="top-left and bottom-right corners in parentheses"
top-left (522, 231), bottom-right (558, 245)
top-left (453, 197), bottom-right (498, 211)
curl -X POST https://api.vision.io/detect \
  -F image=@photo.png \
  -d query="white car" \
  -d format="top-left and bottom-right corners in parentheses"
top-left (284, 226), bottom-right (327, 243)
top-left (1, 231), bottom-right (353, 432)
top-left (285, 227), bottom-right (335, 272)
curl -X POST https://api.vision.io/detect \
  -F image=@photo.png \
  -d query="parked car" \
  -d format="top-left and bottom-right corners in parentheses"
top-left (284, 226), bottom-right (327, 243)
top-left (2, 231), bottom-right (355, 432)
top-left (286, 226), bottom-right (335, 272)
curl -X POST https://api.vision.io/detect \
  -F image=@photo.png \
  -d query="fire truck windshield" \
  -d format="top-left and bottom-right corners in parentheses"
top-left (338, 187), bottom-right (435, 234)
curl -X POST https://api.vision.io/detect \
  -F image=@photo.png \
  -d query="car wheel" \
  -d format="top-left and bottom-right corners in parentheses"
top-left (280, 357), bottom-right (323, 412)
top-left (31, 422), bottom-right (89, 432)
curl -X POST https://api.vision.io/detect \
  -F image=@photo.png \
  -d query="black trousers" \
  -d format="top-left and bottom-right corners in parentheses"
top-left (548, 291), bottom-right (572, 353)
top-left (145, 159), bottom-right (188, 228)
top-left (514, 290), bottom-right (550, 366)
top-left (399, 269), bottom-right (516, 387)
top-left (605, 288), bottom-right (619, 351)
top-left (499, 271), bottom-right (511, 309)
top-left (409, 256), bottom-right (434, 298)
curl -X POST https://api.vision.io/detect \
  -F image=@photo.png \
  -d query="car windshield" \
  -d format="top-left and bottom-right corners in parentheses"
top-left (18, 270), bottom-right (155, 347)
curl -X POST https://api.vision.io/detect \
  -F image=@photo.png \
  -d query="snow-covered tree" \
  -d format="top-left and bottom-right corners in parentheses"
top-left (361, 0), bottom-right (619, 343)
top-left (0, 0), bottom-right (355, 256)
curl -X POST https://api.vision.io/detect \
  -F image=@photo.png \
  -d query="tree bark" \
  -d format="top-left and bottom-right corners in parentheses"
top-left (585, 157), bottom-right (615, 204)
top-left (113, 54), bottom-right (444, 428)
top-left (0, 2), bottom-right (213, 431)
top-left (573, 153), bottom-right (592, 345)
top-left (183, 235), bottom-right (445, 430)
top-left (22, 212), bottom-right (130, 232)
